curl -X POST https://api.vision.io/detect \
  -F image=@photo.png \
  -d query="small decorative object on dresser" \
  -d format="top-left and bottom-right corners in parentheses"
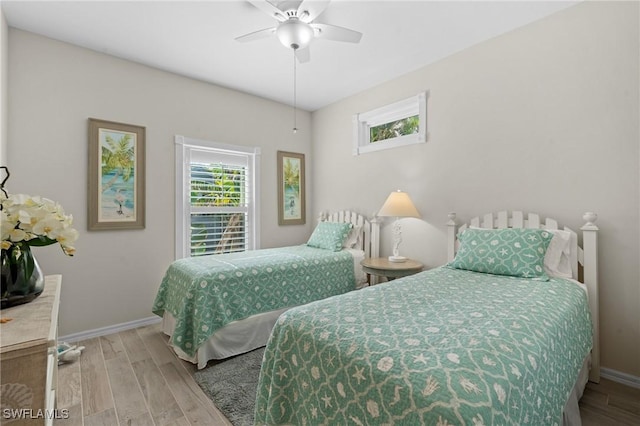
top-left (0, 275), bottom-right (61, 426)
top-left (0, 167), bottom-right (78, 308)
top-left (361, 257), bottom-right (423, 283)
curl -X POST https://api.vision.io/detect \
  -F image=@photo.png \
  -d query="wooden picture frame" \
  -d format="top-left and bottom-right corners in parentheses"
top-left (88, 118), bottom-right (145, 230)
top-left (277, 150), bottom-right (305, 225)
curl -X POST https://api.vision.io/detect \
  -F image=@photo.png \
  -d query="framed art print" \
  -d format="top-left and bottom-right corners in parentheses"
top-left (277, 150), bottom-right (305, 226)
top-left (88, 118), bottom-right (145, 230)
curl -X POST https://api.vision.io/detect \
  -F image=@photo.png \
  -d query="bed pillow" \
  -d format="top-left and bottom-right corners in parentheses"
top-left (448, 228), bottom-right (554, 280)
top-left (470, 226), bottom-right (573, 279)
top-left (342, 225), bottom-right (362, 249)
top-left (307, 222), bottom-right (353, 251)
top-left (544, 229), bottom-right (573, 278)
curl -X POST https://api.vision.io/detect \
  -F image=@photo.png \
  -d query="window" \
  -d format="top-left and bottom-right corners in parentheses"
top-left (175, 135), bottom-right (260, 259)
top-left (353, 91), bottom-right (428, 155)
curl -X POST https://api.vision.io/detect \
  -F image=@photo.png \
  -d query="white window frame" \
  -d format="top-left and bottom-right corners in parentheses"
top-left (353, 91), bottom-right (428, 155)
top-left (175, 135), bottom-right (261, 259)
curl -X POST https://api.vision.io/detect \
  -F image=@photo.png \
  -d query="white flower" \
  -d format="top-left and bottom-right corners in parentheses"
top-left (1, 192), bottom-right (78, 256)
top-left (32, 217), bottom-right (64, 238)
top-left (9, 228), bottom-right (28, 242)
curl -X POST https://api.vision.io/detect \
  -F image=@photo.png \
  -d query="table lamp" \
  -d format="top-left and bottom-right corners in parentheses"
top-left (377, 190), bottom-right (421, 262)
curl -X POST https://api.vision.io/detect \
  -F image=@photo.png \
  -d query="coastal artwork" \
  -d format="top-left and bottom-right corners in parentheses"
top-left (277, 151), bottom-right (305, 225)
top-left (98, 129), bottom-right (137, 221)
top-left (283, 156), bottom-right (301, 220)
top-left (88, 119), bottom-right (145, 230)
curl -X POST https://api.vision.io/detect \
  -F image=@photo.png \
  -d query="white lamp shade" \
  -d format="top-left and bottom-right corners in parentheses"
top-left (377, 190), bottom-right (420, 218)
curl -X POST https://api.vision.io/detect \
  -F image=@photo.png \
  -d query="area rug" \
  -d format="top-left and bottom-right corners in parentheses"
top-left (193, 347), bottom-right (265, 426)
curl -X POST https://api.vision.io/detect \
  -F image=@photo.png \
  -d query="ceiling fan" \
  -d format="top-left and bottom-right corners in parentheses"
top-left (235, 0), bottom-right (363, 63)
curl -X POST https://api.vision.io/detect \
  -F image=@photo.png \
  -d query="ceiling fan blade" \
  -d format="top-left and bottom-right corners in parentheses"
top-left (297, 0), bottom-right (331, 23)
top-left (295, 47), bottom-right (311, 63)
top-left (235, 27), bottom-right (277, 43)
top-left (248, 0), bottom-right (287, 22)
top-left (312, 23), bottom-right (362, 43)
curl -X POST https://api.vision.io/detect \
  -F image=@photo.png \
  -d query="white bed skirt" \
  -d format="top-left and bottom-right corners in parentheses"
top-left (563, 354), bottom-right (591, 426)
top-left (162, 307), bottom-right (286, 369)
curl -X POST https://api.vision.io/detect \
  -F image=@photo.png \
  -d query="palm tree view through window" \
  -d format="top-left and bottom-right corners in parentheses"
top-left (369, 115), bottom-right (419, 143)
top-left (190, 163), bottom-right (247, 256)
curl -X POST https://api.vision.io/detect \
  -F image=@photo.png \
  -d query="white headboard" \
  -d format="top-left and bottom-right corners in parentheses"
top-left (446, 210), bottom-right (600, 383)
top-left (318, 210), bottom-right (380, 259)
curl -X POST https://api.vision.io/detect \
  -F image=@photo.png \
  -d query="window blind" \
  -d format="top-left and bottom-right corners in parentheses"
top-left (189, 161), bottom-right (249, 256)
top-left (175, 136), bottom-right (260, 260)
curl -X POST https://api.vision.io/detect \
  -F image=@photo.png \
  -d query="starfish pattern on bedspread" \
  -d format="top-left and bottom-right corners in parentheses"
top-left (152, 245), bottom-right (356, 357)
top-left (255, 266), bottom-right (592, 426)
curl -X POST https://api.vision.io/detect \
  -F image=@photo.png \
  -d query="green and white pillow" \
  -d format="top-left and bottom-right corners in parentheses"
top-left (307, 222), bottom-right (353, 252)
top-left (448, 228), bottom-right (554, 280)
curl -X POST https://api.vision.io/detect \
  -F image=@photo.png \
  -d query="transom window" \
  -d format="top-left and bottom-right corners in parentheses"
top-left (370, 115), bottom-right (419, 143)
top-left (175, 136), bottom-right (260, 259)
top-left (353, 91), bottom-right (428, 155)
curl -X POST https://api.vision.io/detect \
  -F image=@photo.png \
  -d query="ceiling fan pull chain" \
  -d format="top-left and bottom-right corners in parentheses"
top-left (293, 48), bottom-right (298, 133)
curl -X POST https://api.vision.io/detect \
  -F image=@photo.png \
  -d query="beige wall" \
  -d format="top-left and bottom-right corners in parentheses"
top-left (1, 8), bottom-right (7, 165)
top-left (311, 1), bottom-right (639, 377)
top-left (7, 29), bottom-right (312, 336)
top-left (6, 1), bottom-right (639, 379)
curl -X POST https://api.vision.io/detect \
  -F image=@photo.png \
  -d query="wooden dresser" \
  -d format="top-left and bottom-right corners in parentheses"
top-left (1, 275), bottom-right (61, 425)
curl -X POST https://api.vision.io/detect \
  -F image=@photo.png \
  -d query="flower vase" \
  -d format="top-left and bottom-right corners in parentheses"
top-left (1, 245), bottom-right (45, 309)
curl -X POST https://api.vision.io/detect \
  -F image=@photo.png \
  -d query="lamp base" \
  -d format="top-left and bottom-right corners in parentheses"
top-left (388, 255), bottom-right (407, 263)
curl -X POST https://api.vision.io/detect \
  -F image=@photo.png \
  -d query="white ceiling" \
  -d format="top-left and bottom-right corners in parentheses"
top-left (2, 0), bottom-right (578, 111)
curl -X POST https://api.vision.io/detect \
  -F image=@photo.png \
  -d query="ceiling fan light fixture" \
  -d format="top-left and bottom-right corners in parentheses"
top-left (276, 19), bottom-right (314, 50)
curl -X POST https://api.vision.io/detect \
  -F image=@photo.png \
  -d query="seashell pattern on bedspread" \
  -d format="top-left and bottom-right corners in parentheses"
top-left (152, 245), bottom-right (356, 357)
top-left (255, 266), bottom-right (592, 426)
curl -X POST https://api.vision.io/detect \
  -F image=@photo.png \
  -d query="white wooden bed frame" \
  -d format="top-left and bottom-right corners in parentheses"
top-left (319, 210), bottom-right (380, 259)
top-left (446, 210), bottom-right (600, 383)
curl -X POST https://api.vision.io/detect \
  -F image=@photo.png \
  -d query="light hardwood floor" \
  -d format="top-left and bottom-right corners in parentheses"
top-left (55, 323), bottom-right (640, 426)
top-left (54, 322), bottom-right (231, 426)
top-left (580, 378), bottom-right (640, 425)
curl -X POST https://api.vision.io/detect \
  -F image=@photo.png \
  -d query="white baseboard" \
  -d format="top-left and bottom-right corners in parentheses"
top-left (601, 367), bottom-right (640, 389)
top-left (59, 316), bottom-right (162, 343)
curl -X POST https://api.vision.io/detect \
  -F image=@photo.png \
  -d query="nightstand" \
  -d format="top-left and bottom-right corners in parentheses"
top-left (360, 257), bottom-right (423, 284)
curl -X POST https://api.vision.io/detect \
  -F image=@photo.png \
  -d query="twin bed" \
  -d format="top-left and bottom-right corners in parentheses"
top-left (153, 209), bottom-right (599, 425)
top-left (253, 211), bottom-right (599, 426)
top-left (152, 210), bottom-right (380, 368)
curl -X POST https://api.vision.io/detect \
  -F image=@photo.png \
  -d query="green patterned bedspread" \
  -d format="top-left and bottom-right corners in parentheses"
top-left (255, 266), bottom-right (592, 426)
top-left (152, 246), bottom-right (356, 357)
